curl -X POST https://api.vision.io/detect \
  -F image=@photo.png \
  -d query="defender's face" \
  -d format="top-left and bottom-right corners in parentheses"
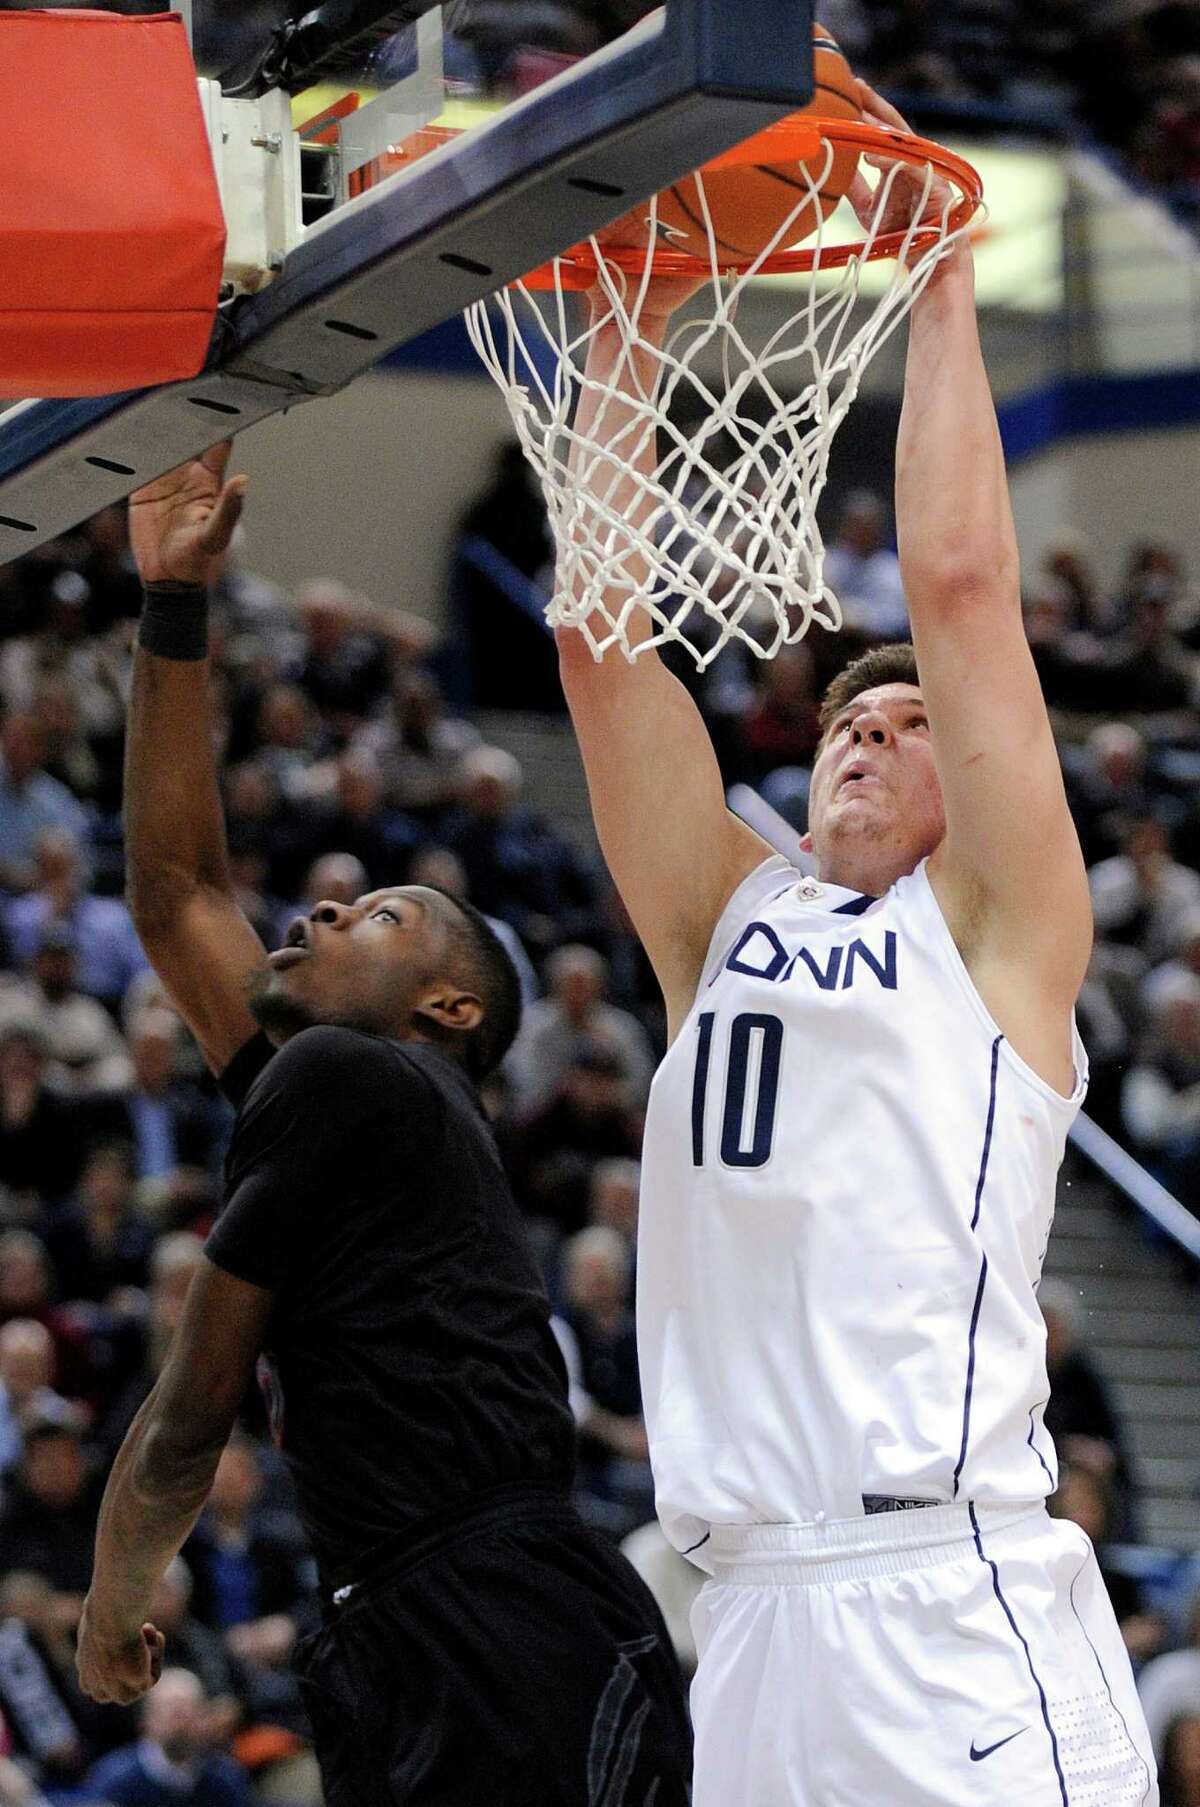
top-left (252, 886), bottom-right (458, 1041)
top-left (805, 684), bottom-right (946, 890)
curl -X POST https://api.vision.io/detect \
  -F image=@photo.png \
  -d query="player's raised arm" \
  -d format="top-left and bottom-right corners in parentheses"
top-left (865, 86), bottom-right (1090, 1079)
top-left (556, 280), bottom-right (771, 1033)
top-left (124, 445), bottom-right (269, 1075)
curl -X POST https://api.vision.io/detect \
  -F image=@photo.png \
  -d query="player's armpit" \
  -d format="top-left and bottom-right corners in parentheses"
top-left (557, 628), bottom-right (771, 1029)
top-left (136, 883), bottom-right (268, 1078)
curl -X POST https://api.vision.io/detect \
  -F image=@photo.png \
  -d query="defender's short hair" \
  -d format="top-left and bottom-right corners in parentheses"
top-left (818, 643), bottom-right (920, 739)
top-left (427, 889), bottom-right (522, 1081)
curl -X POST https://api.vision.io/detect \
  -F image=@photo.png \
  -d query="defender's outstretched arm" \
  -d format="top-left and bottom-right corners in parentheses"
top-left (125, 445), bottom-right (269, 1074)
top-left (556, 286), bottom-right (770, 1035)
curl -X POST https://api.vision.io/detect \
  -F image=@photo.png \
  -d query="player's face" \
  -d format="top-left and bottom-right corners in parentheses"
top-left (803, 684), bottom-right (946, 894)
top-left (251, 886), bottom-right (479, 1043)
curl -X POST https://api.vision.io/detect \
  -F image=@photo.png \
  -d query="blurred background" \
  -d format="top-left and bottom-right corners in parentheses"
top-left (1, 4), bottom-right (1199, 1803)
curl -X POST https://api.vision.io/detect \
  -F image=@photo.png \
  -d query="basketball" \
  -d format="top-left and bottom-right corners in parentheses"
top-left (617, 22), bottom-right (862, 263)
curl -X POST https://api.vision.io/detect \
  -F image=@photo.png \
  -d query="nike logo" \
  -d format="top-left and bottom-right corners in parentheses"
top-left (970, 1729), bottom-right (1028, 1762)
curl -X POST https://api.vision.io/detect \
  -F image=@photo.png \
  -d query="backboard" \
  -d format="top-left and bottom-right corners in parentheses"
top-left (0, 0), bottom-right (815, 559)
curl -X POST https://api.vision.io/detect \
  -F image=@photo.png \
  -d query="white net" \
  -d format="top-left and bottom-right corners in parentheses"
top-left (465, 130), bottom-right (980, 667)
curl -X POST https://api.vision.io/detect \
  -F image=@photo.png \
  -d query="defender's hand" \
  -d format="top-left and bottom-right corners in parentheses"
top-left (129, 442), bottom-right (247, 588)
top-left (76, 1602), bottom-right (165, 1705)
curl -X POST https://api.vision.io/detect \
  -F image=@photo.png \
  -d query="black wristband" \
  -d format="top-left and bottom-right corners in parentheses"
top-left (138, 583), bottom-right (209, 662)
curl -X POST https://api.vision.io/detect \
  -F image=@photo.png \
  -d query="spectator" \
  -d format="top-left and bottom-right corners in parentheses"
top-left (1040, 1277), bottom-right (1140, 1541)
top-left (1065, 723), bottom-right (1159, 868)
top-left (0, 1321), bottom-right (63, 1477)
top-left (1121, 973), bottom-right (1200, 1203)
top-left (84, 1667), bottom-right (255, 1807)
top-left (561, 1226), bottom-right (652, 1535)
top-left (508, 944), bottom-right (654, 1114)
top-left (1145, 908), bottom-right (1200, 1014)
top-left (822, 490), bottom-right (908, 641)
top-left (1040, 530), bottom-right (1107, 634)
top-left (76, 505), bottom-right (141, 635)
top-left (354, 668), bottom-right (480, 818)
top-left (0, 1026), bottom-right (86, 1208)
top-left (37, 1144), bottom-right (155, 1308)
top-left (94, 1233), bottom-right (204, 1468)
top-left (253, 685), bottom-right (321, 799)
top-left (292, 580), bottom-right (392, 734)
top-left (99, 1010), bottom-right (222, 1186)
top-left (1090, 816), bottom-right (1200, 965)
top-left (1161, 1712), bottom-right (1200, 1807)
top-left (0, 1571), bottom-right (97, 1796)
top-left (510, 1045), bottom-right (642, 1235)
top-left (0, 1405), bottom-right (100, 1600)
top-left (587, 1156), bottom-right (640, 1247)
top-left (1139, 1589), bottom-right (1200, 1769)
top-left (304, 749), bottom-right (425, 890)
top-left (30, 674), bottom-right (101, 807)
top-left (1048, 1461), bottom-right (1163, 1663)
top-left (0, 712), bottom-right (90, 896)
top-left (1023, 578), bottom-right (1109, 713)
top-left (441, 745), bottom-right (601, 955)
top-left (1104, 578), bottom-right (1196, 717)
top-left (736, 644), bottom-right (823, 790)
top-left (0, 1234), bottom-right (95, 1407)
top-left (3, 829), bottom-right (149, 1009)
top-left (182, 1438), bottom-right (315, 1736)
top-left (1138, 56), bottom-right (1200, 216)
top-left (0, 927), bottom-right (132, 1098)
top-left (147, 1561), bottom-right (241, 1736)
top-left (184, 1438), bottom-right (314, 1655)
top-left (449, 441), bottom-right (560, 712)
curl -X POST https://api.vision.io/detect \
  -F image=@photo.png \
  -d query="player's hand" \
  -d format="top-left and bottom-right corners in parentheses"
top-left (847, 80), bottom-right (959, 265)
top-left (76, 1601), bottom-right (165, 1705)
top-left (128, 442), bottom-right (247, 588)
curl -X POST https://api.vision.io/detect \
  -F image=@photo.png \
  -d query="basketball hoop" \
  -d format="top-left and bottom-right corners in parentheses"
top-left (464, 116), bottom-right (984, 667)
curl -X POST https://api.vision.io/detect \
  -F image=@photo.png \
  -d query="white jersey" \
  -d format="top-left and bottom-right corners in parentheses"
top-left (638, 855), bottom-right (1087, 1564)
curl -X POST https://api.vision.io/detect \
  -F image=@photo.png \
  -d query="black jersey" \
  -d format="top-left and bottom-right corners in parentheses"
top-left (207, 1026), bottom-right (576, 1590)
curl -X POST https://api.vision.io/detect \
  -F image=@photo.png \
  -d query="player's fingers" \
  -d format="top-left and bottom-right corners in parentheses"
top-left (846, 171), bottom-right (877, 232)
top-left (201, 439), bottom-right (234, 481)
top-left (855, 78), bottom-right (911, 136)
top-left (198, 476), bottom-right (247, 555)
top-left (143, 1623), bottom-right (166, 1685)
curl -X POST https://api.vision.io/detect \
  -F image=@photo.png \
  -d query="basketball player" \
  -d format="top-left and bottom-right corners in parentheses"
top-left (556, 82), bottom-right (1159, 1806)
top-left (74, 447), bottom-right (691, 1805)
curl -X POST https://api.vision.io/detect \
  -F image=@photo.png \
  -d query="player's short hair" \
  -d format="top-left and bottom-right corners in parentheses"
top-left (426, 888), bottom-right (522, 1081)
top-left (818, 643), bottom-right (920, 739)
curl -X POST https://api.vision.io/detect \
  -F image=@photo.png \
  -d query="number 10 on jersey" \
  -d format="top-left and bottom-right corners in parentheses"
top-left (691, 1012), bottom-right (784, 1169)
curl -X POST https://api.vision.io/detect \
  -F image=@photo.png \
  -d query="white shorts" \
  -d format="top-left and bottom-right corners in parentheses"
top-left (690, 1501), bottom-right (1158, 1807)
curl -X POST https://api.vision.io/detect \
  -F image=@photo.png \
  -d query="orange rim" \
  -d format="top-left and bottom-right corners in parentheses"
top-left (355, 114), bottom-right (983, 292)
top-left (517, 116), bottom-right (984, 291)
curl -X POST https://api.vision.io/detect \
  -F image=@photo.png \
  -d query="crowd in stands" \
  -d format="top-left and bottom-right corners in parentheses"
top-left (1, 452), bottom-right (1199, 1796)
top-left (190, 0), bottom-right (1200, 225)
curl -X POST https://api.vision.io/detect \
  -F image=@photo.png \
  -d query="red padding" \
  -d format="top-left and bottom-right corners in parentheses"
top-left (0, 10), bottom-right (226, 397)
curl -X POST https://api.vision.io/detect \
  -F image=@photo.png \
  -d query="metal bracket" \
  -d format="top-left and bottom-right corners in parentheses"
top-left (0, 0), bottom-right (814, 557)
top-left (335, 7), bottom-right (444, 202)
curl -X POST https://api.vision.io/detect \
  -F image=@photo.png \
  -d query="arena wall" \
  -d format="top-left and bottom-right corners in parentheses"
top-left (233, 357), bottom-right (1199, 626)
